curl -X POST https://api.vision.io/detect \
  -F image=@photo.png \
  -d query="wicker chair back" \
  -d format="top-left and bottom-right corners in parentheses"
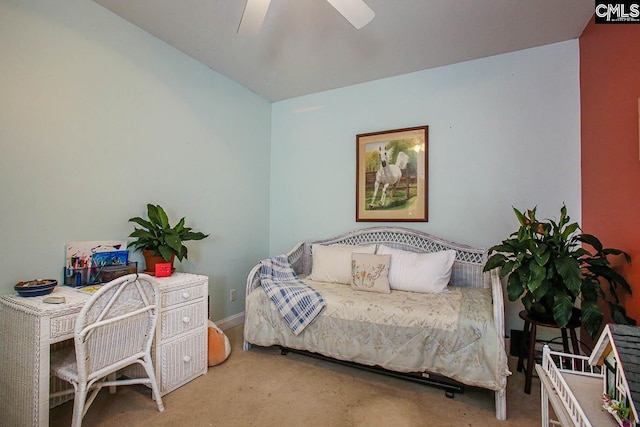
top-left (50, 273), bottom-right (164, 426)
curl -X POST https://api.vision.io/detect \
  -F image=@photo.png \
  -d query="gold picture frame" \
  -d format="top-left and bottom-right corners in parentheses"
top-left (356, 126), bottom-right (428, 222)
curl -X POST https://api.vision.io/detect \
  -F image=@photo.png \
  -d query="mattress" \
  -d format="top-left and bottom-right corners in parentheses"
top-left (244, 278), bottom-right (508, 391)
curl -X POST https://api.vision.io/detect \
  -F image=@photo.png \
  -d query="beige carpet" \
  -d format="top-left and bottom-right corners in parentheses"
top-left (50, 326), bottom-right (541, 426)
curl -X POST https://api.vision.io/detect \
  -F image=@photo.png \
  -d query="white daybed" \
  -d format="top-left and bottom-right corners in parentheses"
top-left (243, 226), bottom-right (510, 420)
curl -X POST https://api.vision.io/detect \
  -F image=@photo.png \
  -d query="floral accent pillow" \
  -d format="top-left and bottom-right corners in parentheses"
top-left (351, 253), bottom-right (391, 293)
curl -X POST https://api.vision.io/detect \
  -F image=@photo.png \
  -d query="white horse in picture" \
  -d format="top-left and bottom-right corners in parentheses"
top-left (369, 147), bottom-right (409, 208)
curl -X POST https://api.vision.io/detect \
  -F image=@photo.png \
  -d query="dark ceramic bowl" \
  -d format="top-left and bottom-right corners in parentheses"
top-left (14, 279), bottom-right (58, 297)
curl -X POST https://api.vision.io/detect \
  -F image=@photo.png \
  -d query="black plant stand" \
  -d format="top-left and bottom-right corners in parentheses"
top-left (516, 309), bottom-right (581, 394)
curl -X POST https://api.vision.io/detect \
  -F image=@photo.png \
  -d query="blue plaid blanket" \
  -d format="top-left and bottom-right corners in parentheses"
top-left (260, 255), bottom-right (326, 335)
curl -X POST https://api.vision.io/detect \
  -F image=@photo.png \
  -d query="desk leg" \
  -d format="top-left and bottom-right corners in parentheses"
top-left (0, 304), bottom-right (45, 426)
top-left (525, 323), bottom-right (537, 394)
top-left (39, 336), bottom-right (51, 427)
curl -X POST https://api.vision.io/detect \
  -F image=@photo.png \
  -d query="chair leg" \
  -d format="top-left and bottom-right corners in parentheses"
top-left (71, 384), bottom-right (88, 427)
top-left (84, 380), bottom-right (105, 413)
top-left (108, 372), bottom-right (117, 394)
top-left (141, 356), bottom-right (165, 412)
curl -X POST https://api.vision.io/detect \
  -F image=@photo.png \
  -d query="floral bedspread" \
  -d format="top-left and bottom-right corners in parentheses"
top-left (244, 278), bottom-right (509, 391)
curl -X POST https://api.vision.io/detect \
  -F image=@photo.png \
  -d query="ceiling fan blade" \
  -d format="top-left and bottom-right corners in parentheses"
top-left (238, 0), bottom-right (272, 35)
top-left (325, 0), bottom-right (375, 29)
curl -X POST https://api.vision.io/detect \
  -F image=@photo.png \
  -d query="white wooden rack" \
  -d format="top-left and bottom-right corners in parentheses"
top-left (536, 345), bottom-right (617, 427)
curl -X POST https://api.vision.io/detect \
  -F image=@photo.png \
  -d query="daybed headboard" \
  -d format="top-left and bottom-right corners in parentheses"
top-left (290, 226), bottom-right (490, 289)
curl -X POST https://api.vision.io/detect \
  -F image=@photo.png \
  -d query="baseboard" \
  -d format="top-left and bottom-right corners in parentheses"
top-left (213, 312), bottom-right (244, 331)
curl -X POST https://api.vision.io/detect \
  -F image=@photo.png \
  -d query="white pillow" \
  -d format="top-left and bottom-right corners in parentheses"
top-left (377, 245), bottom-right (456, 293)
top-left (309, 244), bottom-right (376, 284)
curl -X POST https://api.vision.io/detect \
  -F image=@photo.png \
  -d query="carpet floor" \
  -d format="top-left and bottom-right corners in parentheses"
top-left (50, 325), bottom-right (542, 426)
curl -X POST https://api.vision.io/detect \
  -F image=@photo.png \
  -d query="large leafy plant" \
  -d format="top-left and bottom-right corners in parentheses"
top-left (483, 205), bottom-right (635, 338)
top-left (128, 204), bottom-right (209, 262)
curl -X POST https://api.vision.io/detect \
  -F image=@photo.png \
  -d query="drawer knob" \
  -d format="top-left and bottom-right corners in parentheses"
top-left (182, 292), bottom-right (190, 299)
top-left (183, 355), bottom-right (191, 363)
top-left (182, 316), bottom-right (190, 323)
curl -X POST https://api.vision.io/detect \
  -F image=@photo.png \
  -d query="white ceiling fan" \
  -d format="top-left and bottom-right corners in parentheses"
top-left (238, 0), bottom-right (375, 35)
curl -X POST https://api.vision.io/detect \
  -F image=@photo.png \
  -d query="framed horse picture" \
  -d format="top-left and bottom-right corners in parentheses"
top-left (356, 126), bottom-right (428, 222)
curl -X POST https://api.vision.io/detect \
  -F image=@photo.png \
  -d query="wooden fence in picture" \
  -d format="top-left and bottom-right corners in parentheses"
top-left (365, 171), bottom-right (417, 199)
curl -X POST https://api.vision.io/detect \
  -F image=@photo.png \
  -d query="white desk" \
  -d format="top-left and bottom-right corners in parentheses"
top-left (0, 273), bottom-right (208, 427)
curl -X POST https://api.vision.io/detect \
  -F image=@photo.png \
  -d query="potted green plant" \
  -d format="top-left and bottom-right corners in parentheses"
top-left (128, 204), bottom-right (209, 273)
top-left (483, 204), bottom-right (635, 338)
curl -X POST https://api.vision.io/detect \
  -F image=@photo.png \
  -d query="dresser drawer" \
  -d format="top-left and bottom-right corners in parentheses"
top-left (159, 330), bottom-right (207, 394)
top-left (161, 283), bottom-right (206, 308)
top-left (159, 302), bottom-right (206, 341)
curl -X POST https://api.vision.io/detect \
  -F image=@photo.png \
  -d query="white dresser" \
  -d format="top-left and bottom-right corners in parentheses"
top-left (154, 273), bottom-right (209, 395)
top-left (0, 272), bottom-right (209, 427)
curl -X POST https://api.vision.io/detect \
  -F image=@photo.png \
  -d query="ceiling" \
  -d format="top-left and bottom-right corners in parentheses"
top-left (93, 0), bottom-right (594, 102)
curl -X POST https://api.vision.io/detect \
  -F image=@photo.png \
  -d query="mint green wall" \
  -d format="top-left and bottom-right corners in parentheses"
top-left (0, 0), bottom-right (583, 334)
top-left (0, 0), bottom-right (271, 320)
top-left (270, 41), bottom-right (582, 333)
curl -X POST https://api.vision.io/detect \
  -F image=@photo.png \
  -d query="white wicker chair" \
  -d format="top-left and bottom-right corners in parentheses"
top-left (49, 273), bottom-right (164, 426)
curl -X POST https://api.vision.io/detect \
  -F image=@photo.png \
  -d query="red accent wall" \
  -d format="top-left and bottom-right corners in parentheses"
top-left (580, 19), bottom-right (640, 329)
